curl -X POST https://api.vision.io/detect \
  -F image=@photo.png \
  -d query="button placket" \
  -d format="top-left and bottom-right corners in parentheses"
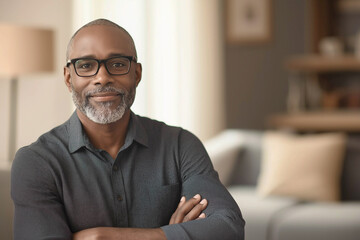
top-left (113, 165), bottom-right (118, 171)
top-left (117, 195), bottom-right (123, 201)
top-left (111, 155), bottom-right (129, 227)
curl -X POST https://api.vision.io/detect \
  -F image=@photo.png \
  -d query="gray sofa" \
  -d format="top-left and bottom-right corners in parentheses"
top-left (205, 130), bottom-right (360, 240)
top-left (0, 166), bottom-right (13, 240)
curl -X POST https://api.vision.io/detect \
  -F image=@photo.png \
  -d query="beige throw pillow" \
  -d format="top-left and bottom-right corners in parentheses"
top-left (257, 132), bottom-right (347, 202)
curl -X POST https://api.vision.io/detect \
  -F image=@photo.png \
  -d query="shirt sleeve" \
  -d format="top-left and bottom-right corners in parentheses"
top-left (11, 146), bottom-right (72, 240)
top-left (161, 130), bottom-right (245, 240)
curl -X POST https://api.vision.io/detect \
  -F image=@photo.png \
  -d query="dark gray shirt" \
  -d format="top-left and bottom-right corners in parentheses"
top-left (11, 112), bottom-right (244, 240)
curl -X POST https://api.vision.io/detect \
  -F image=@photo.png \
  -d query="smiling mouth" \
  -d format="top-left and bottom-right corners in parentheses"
top-left (89, 92), bottom-right (121, 102)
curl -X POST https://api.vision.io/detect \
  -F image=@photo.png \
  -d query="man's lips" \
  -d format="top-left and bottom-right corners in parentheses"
top-left (89, 92), bottom-right (121, 102)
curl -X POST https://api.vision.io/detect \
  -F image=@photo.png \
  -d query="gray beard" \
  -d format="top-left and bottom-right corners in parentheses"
top-left (71, 84), bottom-right (135, 124)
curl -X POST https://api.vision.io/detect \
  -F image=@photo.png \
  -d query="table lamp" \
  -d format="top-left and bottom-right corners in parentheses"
top-left (0, 23), bottom-right (54, 162)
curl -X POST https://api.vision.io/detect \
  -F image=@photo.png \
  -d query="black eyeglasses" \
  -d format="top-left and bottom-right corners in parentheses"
top-left (66, 56), bottom-right (137, 77)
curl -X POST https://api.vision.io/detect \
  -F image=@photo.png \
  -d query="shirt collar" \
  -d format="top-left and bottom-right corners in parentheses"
top-left (68, 111), bottom-right (87, 153)
top-left (130, 112), bottom-right (149, 148)
top-left (68, 111), bottom-right (149, 153)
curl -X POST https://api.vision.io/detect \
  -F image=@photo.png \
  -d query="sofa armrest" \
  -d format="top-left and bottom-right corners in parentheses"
top-left (204, 130), bottom-right (246, 186)
top-left (205, 129), bottom-right (264, 187)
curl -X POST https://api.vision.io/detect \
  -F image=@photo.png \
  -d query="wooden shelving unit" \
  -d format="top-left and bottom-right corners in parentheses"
top-left (268, 111), bottom-right (360, 132)
top-left (269, 54), bottom-right (360, 131)
top-left (286, 55), bottom-right (360, 72)
top-left (267, 0), bottom-right (360, 132)
top-left (338, 0), bottom-right (360, 12)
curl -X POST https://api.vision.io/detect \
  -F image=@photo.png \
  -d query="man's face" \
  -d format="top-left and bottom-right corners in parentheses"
top-left (64, 25), bottom-right (141, 124)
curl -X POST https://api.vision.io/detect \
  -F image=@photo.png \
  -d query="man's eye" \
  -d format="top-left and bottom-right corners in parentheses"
top-left (112, 62), bottom-right (125, 68)
top-left (75, 60), bottom-right (96, 71)
top-left (79, 63), bottom-right (92, 69)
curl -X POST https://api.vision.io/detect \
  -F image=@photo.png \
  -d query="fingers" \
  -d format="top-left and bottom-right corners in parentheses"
top-left (178, 196), bottom-right (186, 208)
top-left (169, 194), bottom-right (207, 225)
top-left (183, 197), bottom-right (207, 222)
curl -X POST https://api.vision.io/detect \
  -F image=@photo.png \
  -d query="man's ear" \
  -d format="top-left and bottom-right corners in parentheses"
top-left (135, 63), bottom-right (142, 87)
top-left (64, 66), bottom-right (72, 92)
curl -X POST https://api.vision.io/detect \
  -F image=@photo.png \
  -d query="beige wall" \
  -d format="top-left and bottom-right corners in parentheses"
top-left (0, 0), bottom-right (73, 164)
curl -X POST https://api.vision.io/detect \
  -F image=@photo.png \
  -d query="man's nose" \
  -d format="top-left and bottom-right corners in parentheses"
top-left (94, 63), bottom-right (113, 85)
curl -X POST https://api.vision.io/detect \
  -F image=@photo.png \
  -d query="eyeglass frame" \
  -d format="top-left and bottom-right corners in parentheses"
top-left (66, 55), bottom-right (138, 77)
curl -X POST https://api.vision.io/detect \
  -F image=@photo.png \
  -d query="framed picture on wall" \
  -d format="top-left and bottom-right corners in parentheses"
top-left (226, 0), bottom-right (272, 44)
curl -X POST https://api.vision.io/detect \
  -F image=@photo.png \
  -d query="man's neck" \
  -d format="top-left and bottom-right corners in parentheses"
top-left (76, 109), bottom-right (131, 160)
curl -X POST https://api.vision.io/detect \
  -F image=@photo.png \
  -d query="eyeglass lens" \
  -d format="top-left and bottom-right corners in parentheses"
top-left (74, 57), bottom-right (131, 76)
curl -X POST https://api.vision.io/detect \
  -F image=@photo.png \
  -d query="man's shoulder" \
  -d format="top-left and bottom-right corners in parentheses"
top-left (134, 114), bottom-right (185, 138)
top-left (18, 118), bottom-right (70, 157)
top-left (134, 114), bottom-right (200, 143)
top-left (135, 114), bottom-right (180, 130)
top-left (39, 118), bottom-right (70, 143)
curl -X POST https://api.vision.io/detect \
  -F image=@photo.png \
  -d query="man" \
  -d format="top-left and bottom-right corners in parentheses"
top-left (11, 19), bottom-right (244, 240)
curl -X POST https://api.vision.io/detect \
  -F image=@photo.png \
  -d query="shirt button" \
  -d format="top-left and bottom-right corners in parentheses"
top-left (113, 165), bottom-right (118, 171)
top-left (117, 195), bottom-right (123, 201)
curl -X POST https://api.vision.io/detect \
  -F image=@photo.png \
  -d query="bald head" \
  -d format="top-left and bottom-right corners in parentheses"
top-left (66, 18), bottom-right (137, 60)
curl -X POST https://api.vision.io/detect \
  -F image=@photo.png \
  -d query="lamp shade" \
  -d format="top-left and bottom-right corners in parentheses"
top-left (0, 23), bottom-right (54, 77)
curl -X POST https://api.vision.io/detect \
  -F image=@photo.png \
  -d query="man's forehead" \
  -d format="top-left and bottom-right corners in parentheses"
top-left (70, 25), bottom-right (134, 57)
top-left (77, 24), bottom-right (128, 37)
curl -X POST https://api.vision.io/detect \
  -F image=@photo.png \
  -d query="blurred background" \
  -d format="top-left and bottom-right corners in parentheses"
top-left (1, 0), bottom-right (360, 239)
top-left (0, 0), bottom-right (309, 165)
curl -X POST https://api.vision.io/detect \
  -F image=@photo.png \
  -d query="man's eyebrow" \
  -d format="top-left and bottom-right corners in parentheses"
top-left (71, 54), bottom-right (96, 59)
top-left (108, 53), bottom-right (133, 57)
top-left (72, 53), bottom-right (132, 59)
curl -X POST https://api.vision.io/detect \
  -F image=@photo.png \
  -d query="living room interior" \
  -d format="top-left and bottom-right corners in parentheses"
top-left (1, 0), bottom-right (360, 239)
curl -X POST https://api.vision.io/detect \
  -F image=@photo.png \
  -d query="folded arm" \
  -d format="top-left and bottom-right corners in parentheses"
top-left (161, 173), bottom-right (245, 240)
top-left (73, 194), bottom-right (208, 240)
top-left (158, 130), bottom-right (245, 240)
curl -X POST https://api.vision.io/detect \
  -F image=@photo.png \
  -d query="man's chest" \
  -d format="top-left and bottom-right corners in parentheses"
top-left (58, 148), bottom-right (181, 232)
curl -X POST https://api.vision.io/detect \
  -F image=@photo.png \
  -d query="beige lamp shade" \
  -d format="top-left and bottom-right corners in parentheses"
top-left (0, 23), bottom-right (54, 77)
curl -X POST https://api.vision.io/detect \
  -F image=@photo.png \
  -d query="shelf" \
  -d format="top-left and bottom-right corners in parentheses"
top-left (268, 111), bottom-right (360, 131)
top-left (285, 55), bottom-right (360, 72)
top-left (273, 2), bottom-right (360, 133)
top-left (338, 0), bottom-right (360, 13)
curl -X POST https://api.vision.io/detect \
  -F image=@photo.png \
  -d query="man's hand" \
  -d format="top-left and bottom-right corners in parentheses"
top-left (169, 194), bottom-right (208, 224)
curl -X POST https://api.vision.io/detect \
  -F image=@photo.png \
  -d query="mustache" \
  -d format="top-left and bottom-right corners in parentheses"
top-left (85, 86), bottom-right (126, 98)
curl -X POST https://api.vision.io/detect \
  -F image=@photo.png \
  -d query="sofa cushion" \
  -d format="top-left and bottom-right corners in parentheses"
top-left (228, 186), bottom-right (298, 240)
top-left (271, 202), bottom-right (360, 240)
top-left (257, 132), bottom-right (347, 202)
